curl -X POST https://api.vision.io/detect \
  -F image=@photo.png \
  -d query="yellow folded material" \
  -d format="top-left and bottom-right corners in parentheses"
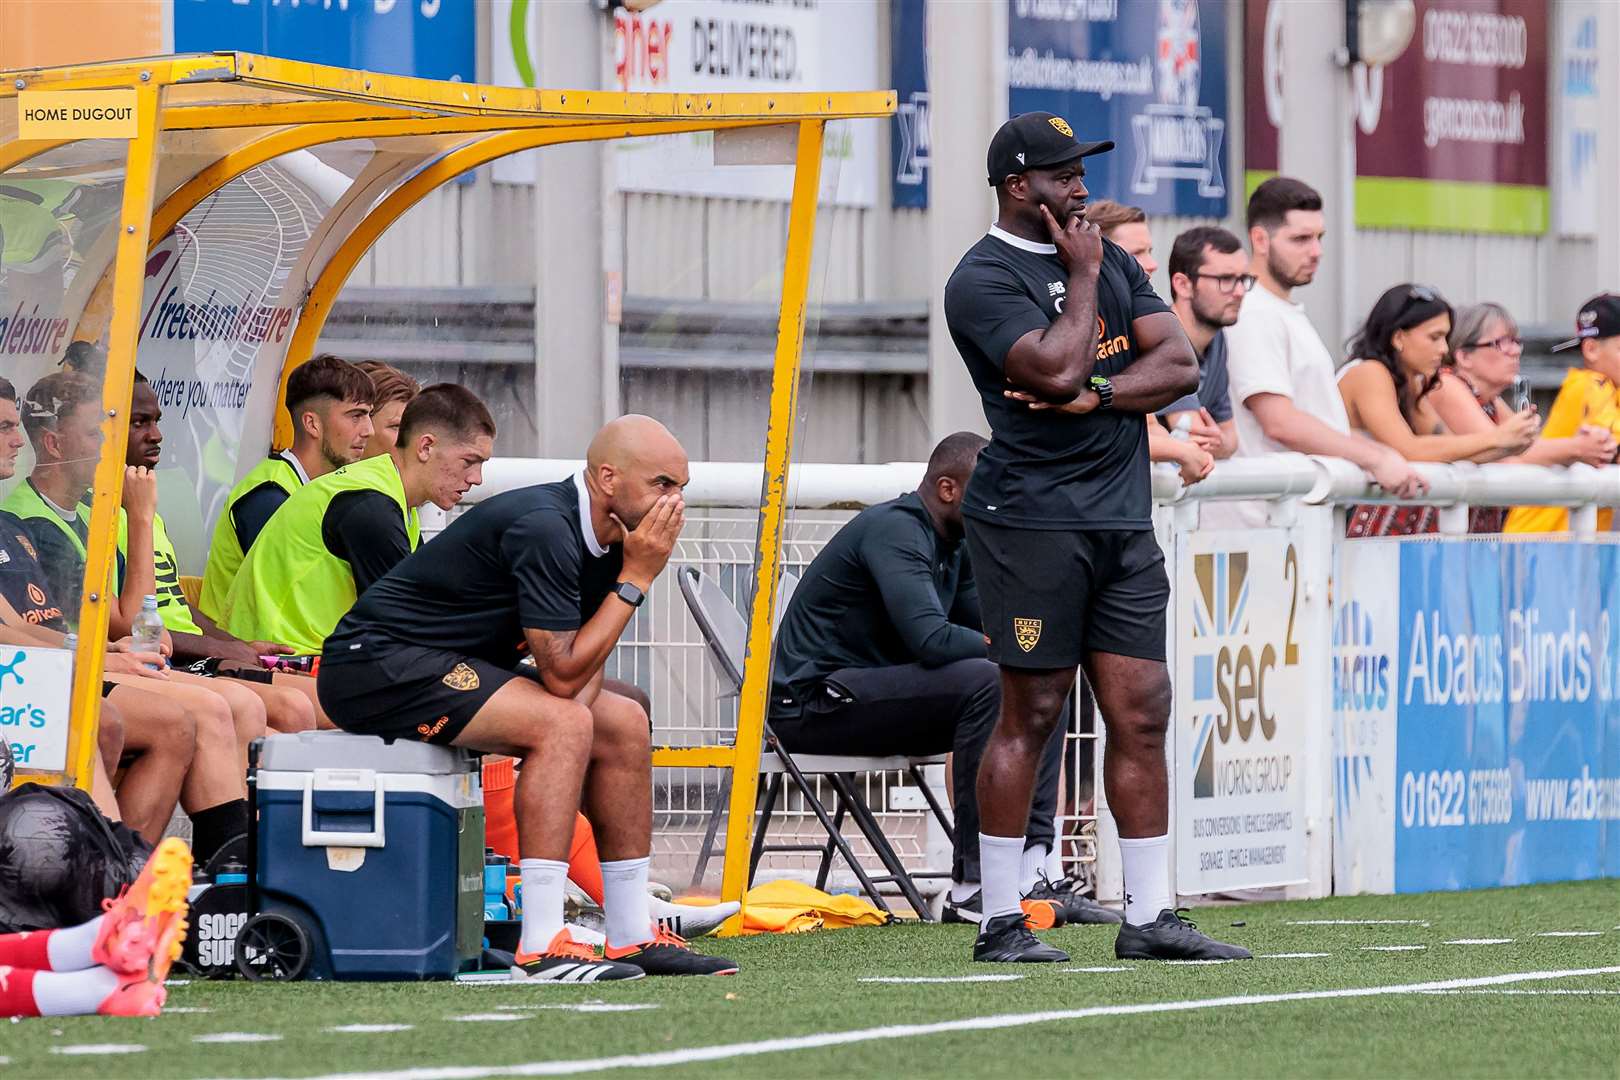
top-left (732, 879), bottom-right (894, 935)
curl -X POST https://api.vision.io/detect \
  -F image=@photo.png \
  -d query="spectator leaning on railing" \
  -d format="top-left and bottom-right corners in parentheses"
top-left (1504, 294), bottom-right (1620, 534)
top-left (1336, 285), bottom-right (1538, 537)
top-left (1086, 199), bottom-right (1215, 485)
top-left (1161, 225), bottom-right (1245, 459)
top-left (1215, 177), bottom-right (1425, 528)
top-left (1431, 302), bottom-right (1618, 471)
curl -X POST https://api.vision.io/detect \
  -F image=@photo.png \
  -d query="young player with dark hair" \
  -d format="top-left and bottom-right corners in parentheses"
top-left (197, 353), bottom-right (376, 620)
top-left (219, 384), bottom-right (495, 655)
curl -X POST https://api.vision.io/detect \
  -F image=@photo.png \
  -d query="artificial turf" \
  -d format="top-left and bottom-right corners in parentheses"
top-left (6, 879), bottom-right (1618, 1079)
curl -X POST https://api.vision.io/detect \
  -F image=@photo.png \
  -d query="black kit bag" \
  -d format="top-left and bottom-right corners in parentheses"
top-left (0, 781), bottom-right (152, 933)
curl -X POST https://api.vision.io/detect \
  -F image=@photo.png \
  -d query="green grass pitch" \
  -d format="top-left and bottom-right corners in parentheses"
top-left (7, 880), bottom-right (1617, 1078)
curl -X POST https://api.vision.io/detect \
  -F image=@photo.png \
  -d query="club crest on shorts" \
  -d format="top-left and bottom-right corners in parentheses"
top-left (1013, 617), bottom-right (1042, 653)
top-left (442, 663), bottom-right (480, 691)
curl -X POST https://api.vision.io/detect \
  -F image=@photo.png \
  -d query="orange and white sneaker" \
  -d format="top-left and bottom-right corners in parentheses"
top-left (97, 974), bottom-right (167, 1018)
top-left (93, 837), bottom-right (193, 978)
top-left (604, 925), bottom-right (739, 977)
top-left (511, 929), bottom-right (644, 983)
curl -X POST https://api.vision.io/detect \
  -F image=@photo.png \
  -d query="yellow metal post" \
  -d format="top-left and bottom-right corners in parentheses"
top-left (716, 120), bottom-right (826, 932)
top-left (64, 83), bottom-right (162, 791)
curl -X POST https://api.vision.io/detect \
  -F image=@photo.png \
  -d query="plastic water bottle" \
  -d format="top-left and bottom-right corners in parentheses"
top-left (1155, 413), bottom-right (1195, 477)
top-left (131, 595), bottom-right (164, 669)
top-left (483, 852), bottom-right (510, 922)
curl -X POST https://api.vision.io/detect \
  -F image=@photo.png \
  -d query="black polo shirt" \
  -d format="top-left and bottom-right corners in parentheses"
top-left (327, 475), bottom-right (623, 667)
top-left (943, 228), bottom-right (1170, 530)
top-left (771, 493), bottom-right (983, 703)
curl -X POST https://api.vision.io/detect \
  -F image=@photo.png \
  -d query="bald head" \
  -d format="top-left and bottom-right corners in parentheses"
top-left (585, 414), bottom-right (690, 531)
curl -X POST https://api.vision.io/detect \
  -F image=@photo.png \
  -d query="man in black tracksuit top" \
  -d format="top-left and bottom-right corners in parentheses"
top-left (771, 434), bottom-right (1117, 926)
top-left (944, 111), bottom-right (1250, 963)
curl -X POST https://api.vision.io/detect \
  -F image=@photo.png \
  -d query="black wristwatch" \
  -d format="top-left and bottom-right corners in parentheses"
top-left (611, 581), bottom-right (646, 608)
top-left (1088, 375), bottom-right (1114, 410)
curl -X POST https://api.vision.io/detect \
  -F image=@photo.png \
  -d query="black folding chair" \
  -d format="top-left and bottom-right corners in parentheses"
top-left (677, 566), bottom-right (953, 919)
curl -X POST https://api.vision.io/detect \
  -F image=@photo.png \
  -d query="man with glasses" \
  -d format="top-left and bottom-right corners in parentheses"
top-left (1159, 226), bottom-right (1248, 458)
top-left (1211, 177), bottom-right (1425, 528)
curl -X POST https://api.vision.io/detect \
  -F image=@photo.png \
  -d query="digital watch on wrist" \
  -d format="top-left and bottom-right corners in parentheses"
top-left (611, 581), bottom-right (646, 608)
top-left (1088, 375), bottom-right (1114, 410)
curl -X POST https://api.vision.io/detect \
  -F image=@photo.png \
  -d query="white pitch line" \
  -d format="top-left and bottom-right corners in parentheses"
top-left (1261, 953), bottom-right (1331, 959)
top-left (1061, 966), bottom-right (1133, 973)
top-left (330, 1025), bottom-right (416, 1034)
top-left (1444, 939), bottom-right (1512, 946)
top-left (1360, 945), bottom-right (1427, 952)
top-left (448, 1014), bottom-right (528, 1023)
top-left (164, 1007), bottom-right (214, 1014)
top-left (1161, 959), bottom-right (1234, 966)
top-left (1420, 989), bottom-right (1620, 996)
top-left (236, 966), bottom-right (1620, 1080)
top-left (1287, 919), bottom-right (1430, 927)
top-left (51, 1045), bottom-right (148, 1056)
top-left (860, 975), bottom-right (1025, 984)
top-left (1535, 931), bottom-right (1603, 938)
top-left (194, 1034), bottom-right (283, 1044)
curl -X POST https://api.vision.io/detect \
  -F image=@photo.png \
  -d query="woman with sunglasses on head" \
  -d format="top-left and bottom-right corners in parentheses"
top-left (1431, 303), bottom-right (1618, 469)
top-left (1337, 284), bottom-right (1539, 536)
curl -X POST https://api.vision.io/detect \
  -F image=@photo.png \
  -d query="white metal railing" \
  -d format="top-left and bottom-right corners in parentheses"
top-left (446, 455), bottom-right (1620, 900)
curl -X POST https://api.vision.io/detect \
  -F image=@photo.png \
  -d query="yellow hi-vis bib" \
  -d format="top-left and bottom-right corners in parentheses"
top-left (198, 455), bottom-right (301, 621)
top-left (218, 454), bottom-right (419, 654)
top-left (90, 503), bottom-right (205, 636)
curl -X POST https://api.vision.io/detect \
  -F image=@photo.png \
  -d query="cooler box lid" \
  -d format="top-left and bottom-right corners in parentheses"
top-left (256, 731), bottom-right (479, 775)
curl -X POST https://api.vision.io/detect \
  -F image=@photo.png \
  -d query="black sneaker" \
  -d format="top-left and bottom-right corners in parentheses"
top-left (1114, 909), bottom-right (1253, 960)
top-left (512, 931), bottom-right (645, 983)
top-left (1025, 876), bottom-right (1123, 925)
top-left (606, 928), bottom-right (739, 976)
top-left (944, 890), bottom-right (1064, 930)
top-left (973, 912), bottom-right (1070, 963)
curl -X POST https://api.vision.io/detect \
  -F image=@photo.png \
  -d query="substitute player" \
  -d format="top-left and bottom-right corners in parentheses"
top-left (943, 112), bottom-right (1249, 962)
top-left (318, 415), bottom-right (736, 980)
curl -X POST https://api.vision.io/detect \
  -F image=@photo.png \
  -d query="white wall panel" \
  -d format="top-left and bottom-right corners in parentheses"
top-left (706, 198), bottom-right (789, 302)
top-left (625, 193), bottom-right (707, 298)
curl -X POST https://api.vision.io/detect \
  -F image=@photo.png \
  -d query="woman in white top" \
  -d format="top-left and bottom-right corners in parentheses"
top-left (1336, 284), bottom-right (1537, 536)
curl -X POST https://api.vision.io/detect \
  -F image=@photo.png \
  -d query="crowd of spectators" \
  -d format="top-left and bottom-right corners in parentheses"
top-left (1102, 177), bottom-right (1620, 535)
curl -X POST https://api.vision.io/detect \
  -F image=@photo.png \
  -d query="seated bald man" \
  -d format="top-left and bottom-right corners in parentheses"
top-left (318, 416), bottom-right (735, 982)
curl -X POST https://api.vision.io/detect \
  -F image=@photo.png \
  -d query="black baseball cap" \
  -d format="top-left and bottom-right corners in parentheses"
top-left (1551, 293), bottom-right (1620, 351)
top-left (987, 112), bottom-right (1114, 187)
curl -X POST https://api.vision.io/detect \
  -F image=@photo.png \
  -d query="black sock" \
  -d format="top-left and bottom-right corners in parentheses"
top-left (190, 798), bottom-right (249, 866)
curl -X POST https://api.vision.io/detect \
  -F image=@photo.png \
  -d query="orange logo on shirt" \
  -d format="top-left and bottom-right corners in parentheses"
top-left (1096, 315), bottom-right (1129, 361)
top-left (26, 583), bottom-right (46, 606)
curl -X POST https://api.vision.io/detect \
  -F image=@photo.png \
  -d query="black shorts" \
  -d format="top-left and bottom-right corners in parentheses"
top-left (317, 642), bottom-right (539, 746)
top-left (964, 519), bottom-right (1169, 669)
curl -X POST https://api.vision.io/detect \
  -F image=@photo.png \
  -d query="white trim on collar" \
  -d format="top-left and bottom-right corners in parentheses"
top-left (573, 471), bottom-right (608, 558)
top-left (988, 224), bottom-right (1057, 255)
top-left (277, 449), bottom-right (311, 486)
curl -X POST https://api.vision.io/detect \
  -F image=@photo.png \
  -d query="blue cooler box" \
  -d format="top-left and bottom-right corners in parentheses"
top-left (254, 732), bottom-right (485, 980)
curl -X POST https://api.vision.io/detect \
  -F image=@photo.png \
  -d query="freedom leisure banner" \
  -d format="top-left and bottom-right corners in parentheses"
top-left (1335, 540), bottom-right (1620, 894)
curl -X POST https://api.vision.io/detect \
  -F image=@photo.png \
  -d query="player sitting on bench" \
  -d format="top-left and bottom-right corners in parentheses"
top-left (318, 415), bottom-right (737, 980)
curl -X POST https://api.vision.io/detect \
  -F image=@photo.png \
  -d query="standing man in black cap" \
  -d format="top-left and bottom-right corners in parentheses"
top-left (944, 111), bottom-right (1250, 963)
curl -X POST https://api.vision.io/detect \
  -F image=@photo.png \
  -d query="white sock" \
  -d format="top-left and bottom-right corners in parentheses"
top-left (32, 966), bottom-right (120, 1016)
top-left (600, 856), bottom-right (654, 950)
top-left (45, 916), bottom-right (103, 971)
top-left (949, 881), bottom-right (980, 905)
top-left (1044, 844), bottom-right (1065, 883)
top-left (517, 858), bottom-right (568, 954)
top-left (1019, 844), bottom-right (1049, 896)
top-left (978, 833), bottom-right (1025, 921)
top-left (1118, 833), bottom-right (1171, 926)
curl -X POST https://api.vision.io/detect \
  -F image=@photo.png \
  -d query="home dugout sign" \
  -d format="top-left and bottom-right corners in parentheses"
top-left (18, 90), bottom-right (139, 140)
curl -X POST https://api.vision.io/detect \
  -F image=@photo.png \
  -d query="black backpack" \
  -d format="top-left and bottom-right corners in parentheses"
top-left (0, 782), bottom-right (153, 933)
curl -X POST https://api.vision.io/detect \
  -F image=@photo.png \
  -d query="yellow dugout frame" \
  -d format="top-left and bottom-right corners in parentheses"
top-left (0, 52), bottom-right (894, 931)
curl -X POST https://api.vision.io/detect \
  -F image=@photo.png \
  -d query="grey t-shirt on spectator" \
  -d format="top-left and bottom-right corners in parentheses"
top-left (1159, 329), bottom-right (1233, 422)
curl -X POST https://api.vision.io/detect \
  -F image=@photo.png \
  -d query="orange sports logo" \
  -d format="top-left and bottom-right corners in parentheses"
top-left (417, 716), bottom-right (451, 739)
top-left (26, 583), bottom-right (46, 606)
